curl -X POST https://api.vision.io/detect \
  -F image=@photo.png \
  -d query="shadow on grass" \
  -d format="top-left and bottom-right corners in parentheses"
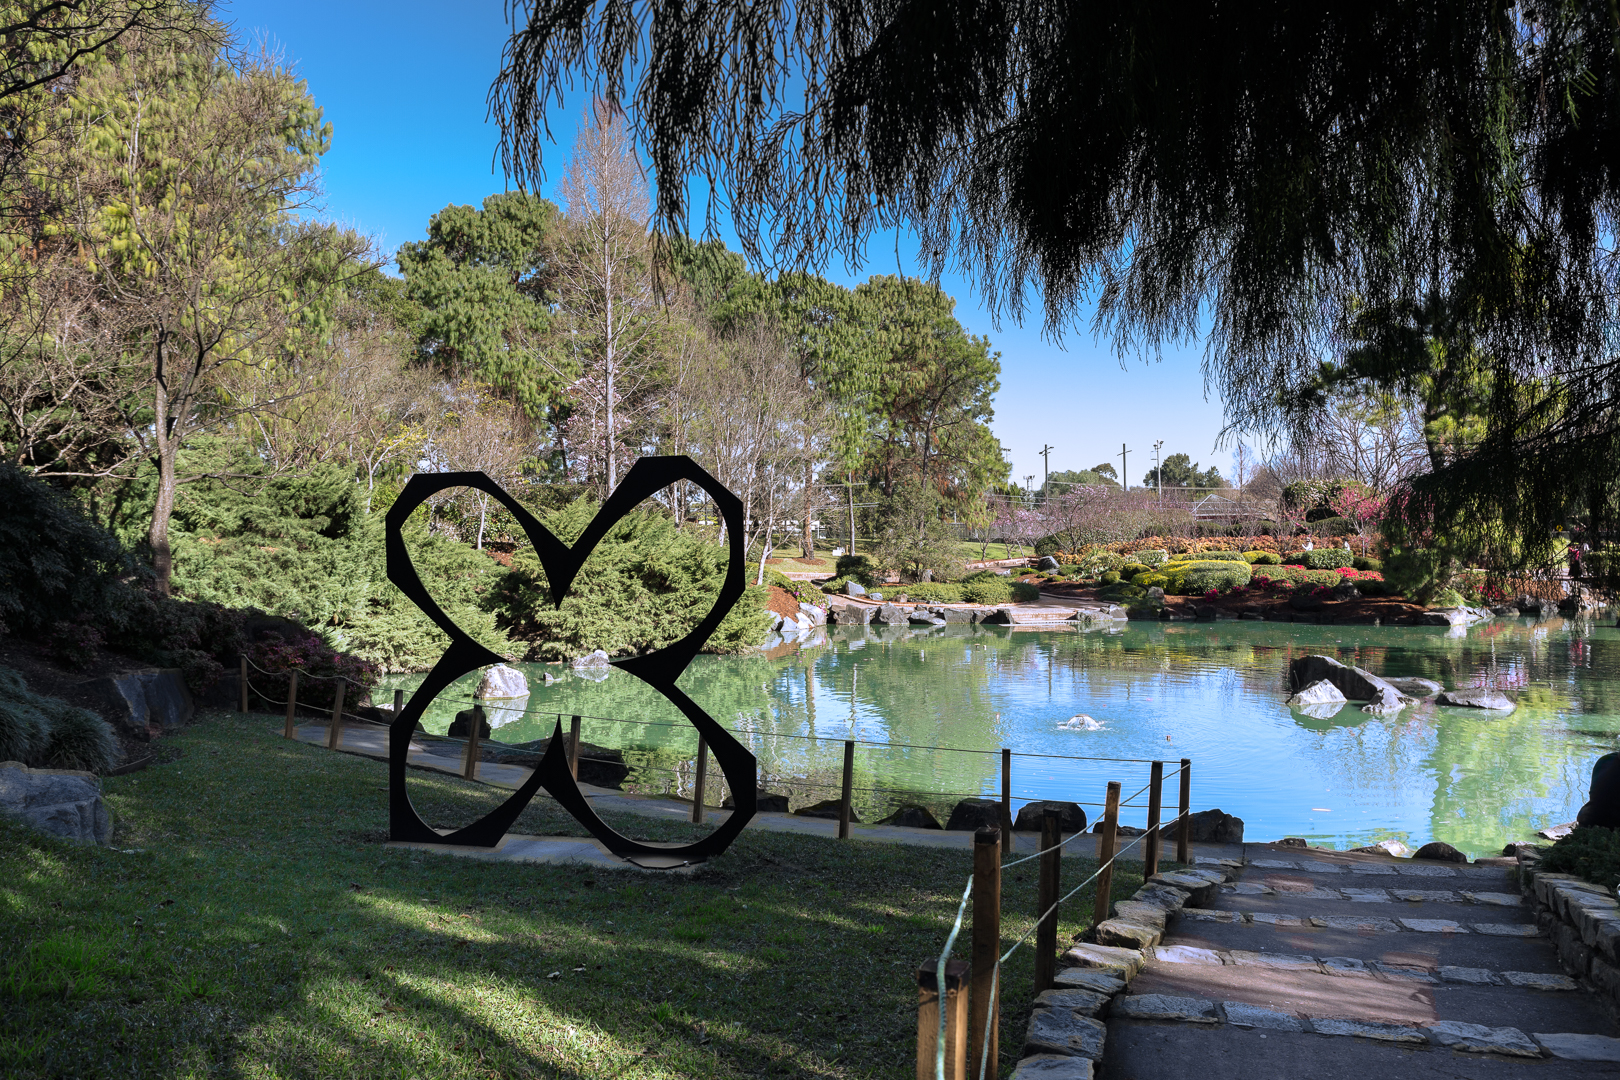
top-left (0, 709), bottom-right (1145, 1079)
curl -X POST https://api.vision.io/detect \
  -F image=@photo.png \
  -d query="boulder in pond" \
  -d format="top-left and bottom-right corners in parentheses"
top-left (1014, 800), bottom-right (1088, 833)
top-left (1187, 808), bottom-right (1244, 843)
top-left (1288, 655), bottom-right (1408, 715)
top-left (722, 790), bottom-right (790, 813)
top-left (793, 798), bottom-right (859, 822)
top-left (946, 798), bottom-right (1003, 831)
top-left (1516, 595), bottom-right (1559, 617)
top-left (1287, 679), bottom-right (1347, 708)
top-left (872, 602), bottom-right (908, 625)
top-left (1576, 752), bottom-right (1620, 829)
top-left (1350, 839), bottom-right (1413, 858)
top-left (571, 649), bottom-right (612, 669)
top-left (827, 599), bottom-right (872, 625)
top-left (1413, 841), bottom-right (1468, 863)
top-left (476, 664), bottom-right (528, 699)
top-left (1385, 677), bottom-right (1444, 698)
top-left (1436, 688), bottom-right (1516, 711)
top-left (878, 804), bottom-right (943, 829)
top-left (1090, 821), bottom-right (1146, 837)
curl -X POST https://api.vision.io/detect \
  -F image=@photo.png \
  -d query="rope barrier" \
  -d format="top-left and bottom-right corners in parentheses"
top-left (934, 877), bottom-right (974, 1080)
top-left (243, 654), bottom-right (371, 690)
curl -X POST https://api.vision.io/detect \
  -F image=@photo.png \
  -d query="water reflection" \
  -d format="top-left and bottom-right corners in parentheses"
top-left (377, 614), bottom-right (1620, 857)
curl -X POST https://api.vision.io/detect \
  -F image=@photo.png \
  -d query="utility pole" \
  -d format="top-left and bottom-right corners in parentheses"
top-left (1039, 444), bottom-right (1054, 491)
top-left (1119, 444), bottom-right (1129, 492)
top-left (1024, 475), bottom-right (1035, 503)
top-left (1153, 440), bottom-right (1164, 504)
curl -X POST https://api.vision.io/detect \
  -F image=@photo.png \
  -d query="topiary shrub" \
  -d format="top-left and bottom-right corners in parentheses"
top-left (1011, 582), bottom-right (1041, 602)
top-left (1244, 551), bottom-right (1281, 565)
top-left (835, 554), bottom-right (877, 586)
top-left (1356, 578), bottom-right (1393, 597)
top-left (1132, 570), bottom-right (1170, 590)
top-left (1033, 534), bottom-right (1062, 557)
top-left (1310, 516), bottom-right (1357, 536)
top-left (1291, 549), bottom-right (1356, 570)
top-left (1196, 551), bottom-right (1247, 562)
top-left (1099, 571), bottom-right (1121, 586)
top-left (1353, 556), bottom-right (1383, 572)
top-left (1121, 562), bottom-right (1151, 578)
top-left (1179, 564), bottom-right (1253, 594)
top-left (961, 579), bottom-right (1014, 604)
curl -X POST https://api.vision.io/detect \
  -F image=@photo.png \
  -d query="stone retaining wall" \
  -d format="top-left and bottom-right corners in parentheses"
top-left (1519, 847), bottom-right (1620, 1015)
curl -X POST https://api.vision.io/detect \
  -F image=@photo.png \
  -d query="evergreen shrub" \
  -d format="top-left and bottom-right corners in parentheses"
top-left (0, 463), bottom-right (135, 636)
top-left (1196, 551), bottom-right (1247, 562)
top-left (960, 579), bottom-right (1014, 605)
top-left (1353, 556), bottom-right (1384, 572)
top-left (0, 667), bottom-right (118, 772)
top-left (1099, 571), bottom-right (1121, 586)
top-left (1244, 551), bottom-right (1282, 565)
top-left (835, 554), bottom-right (877, 587)
top-left (1011, 582), bottom-right (1041, 603)
top-left (1291, 549), bottom-right (1356, 570)
top-left (894, 583), bottom-right (964, 604)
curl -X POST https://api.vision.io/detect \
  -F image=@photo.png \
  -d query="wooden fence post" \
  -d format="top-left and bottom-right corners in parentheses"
top-left (1092, 781), bottom-right (1122, 928)
top-left (838, 739), bottom-right (855, 840)
top-left (691, 735), bottom-right (708, 824)
top-left (462, 704), bottom-right (482, 780)
top-left (239, 657), bottom-right (248, 713)
top-left (283, 670), bottom-right (299, 740)
top-left (1035, 807), bottom-right (1062, 993)
top-left (969, 828), bottom-right (1001, 1076)
top-left (1176, 758), bottom-right (1192, 864)
top-left (392, 688), bottom-right (404, 716)
top-left (569, 714), bottom-right (583, 781)
top-left (916, 959), bottom-right (970, 1080)
top-left (999, 747), bottom-right (1013, 856)
top-left (326, 681), bottom-right (346, 751)
top-left (1144, 760), bottom-right (1164, 878)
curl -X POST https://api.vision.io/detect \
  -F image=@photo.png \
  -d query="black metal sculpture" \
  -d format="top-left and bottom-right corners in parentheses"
top-left (383, 456), bottom-right (756, 867)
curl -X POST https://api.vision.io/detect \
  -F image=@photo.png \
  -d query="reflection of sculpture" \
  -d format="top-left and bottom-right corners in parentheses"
top-left (383, 456), bottom-right (757, 866)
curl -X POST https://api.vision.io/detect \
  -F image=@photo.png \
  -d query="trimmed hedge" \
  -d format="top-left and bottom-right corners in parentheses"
top-left (1134, 559), bottom-right (1254, 595)
top-left (1011, 581), bottom-right (1041, 603)
top-left (1197, 551), bottom-right (1247, 562)
top-left (1099, 571), bottom-right (1121, 586)
top-left (1121, 562), bottom-right (1152, 577)
top-left (1244, 551), bottom-right (1281, 565)
top-left (1252, 566), bottom-right (1343, 588)
top-left (894, 582), bottom-right (964, 604)
top-left (1353, 556), bottom-right (1383, 572)
top-left (1288, 549), bottom-right (1356, 570)
top-left (961, 579), bottom-right (1015, 604)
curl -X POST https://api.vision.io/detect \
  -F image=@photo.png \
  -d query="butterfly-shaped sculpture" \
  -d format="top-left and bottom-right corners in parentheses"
top-left (383, 456), bottom-right (756, 867)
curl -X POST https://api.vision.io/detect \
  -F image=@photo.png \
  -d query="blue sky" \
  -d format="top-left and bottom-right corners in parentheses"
top-left (225, 0), bottom-right (1233, 488)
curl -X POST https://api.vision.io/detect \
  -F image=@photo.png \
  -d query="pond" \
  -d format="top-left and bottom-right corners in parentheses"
top-left (377, 614), bottom-right (1620, 858)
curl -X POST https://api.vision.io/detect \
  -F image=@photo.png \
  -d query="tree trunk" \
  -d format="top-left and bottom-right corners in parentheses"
top-left (149, 433), bottom-right (178, 596)
top-left (847, 472), bottom-right (856, 555)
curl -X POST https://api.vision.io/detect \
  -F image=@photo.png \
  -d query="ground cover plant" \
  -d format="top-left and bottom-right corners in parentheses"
top-left (1540, 826), bottom-right (1620, 892)
top-left (0, 709), bottom-right (1145, 1079)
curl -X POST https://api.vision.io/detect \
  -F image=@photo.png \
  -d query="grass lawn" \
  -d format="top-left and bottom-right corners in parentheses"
top-left (1, 709), bottom-right (1146, 1079)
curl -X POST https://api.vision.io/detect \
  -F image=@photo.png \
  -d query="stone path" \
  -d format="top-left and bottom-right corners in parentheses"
top-left (1034, 844), bottom-right (1620, 1078)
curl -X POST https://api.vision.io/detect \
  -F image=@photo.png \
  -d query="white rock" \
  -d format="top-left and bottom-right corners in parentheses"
top-left (476, 664), bottom-right (529, 699)
top-left (1287, 679), bottom-right (1347, 708)
top-left (570, 650), bottom-right (612, 669)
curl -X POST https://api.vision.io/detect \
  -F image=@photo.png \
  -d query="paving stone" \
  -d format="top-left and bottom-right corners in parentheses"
top-left (1247, 912), bottom-right (1304, 927)
top-left (1109, 994), bottom-right (1218, 1023)
top-left (1033, 987), bottom-right (1111, 1015)
top-left (1112, 901), bottom-right (1168, 929)
top-left (1471, 923), bottom-right (1542, 937)
top-left (1224, 950), bottom-right (1322, 973)
top-left (1060, 942), bottom-right (1146, 977)
top-left (1010, 1054), bottom-right (1095, 1080)
top-left (1250, 859), bottom-right (1300, 870)
top-left (1532, 1032), bottom-right (1620, 1062)
top-left (1373, 962), bottom-right (1437, 983)
top-left (1393, 864), bottom-right (1459, 877)
top-left (1309, 1017), bottom-right (1428, 1043)
top-left (1094, 918), bottom-right (1160, 949)
top-left (1460, 891), bottom-right (1524, 907)
top-left (1220, 1001), bottom-right (1304, 1031)
top-left (1501, 970), bottom-right (1578, 990)
top-left (1194, 856), bottom-right (1244, 869)
top-left (1131, 884), bottom-right (1191, 911)
top-left (1396, 917), bottom-right (1467, 933)
top-left (1224, 881), bottom-right (1272, 895)
top-left (1438, 965), bottom-right (1499, 985)
top-left (1294, 860), bottom-right (1345, 873)
top-left (1148, 945), bottom-right (1224, 966)
top-left (1344, 863), bottom-right (1399, 875)
top-left (1052, 967), bottom-right (1126, 995)
top-left (1268, 886), bottom-right (1345, 901)
top-left (1320, 956), bottom-right (1372, 977)
top-left (1340, 888), bottom-right (1392, 902)
top-left (1026, 1009), bottom-right (1107, 1059)
top-left (1150, 871), bottom-right (1219, 890)
top-left (1390, 889), bottom-right (1459, 903)
top-left (1424, 1021), bottom-right (1540, 1057)
top-left (1310, 915), bottom-right (1399, 932)
top-left (1179, 908), bottom-right (1242, 923)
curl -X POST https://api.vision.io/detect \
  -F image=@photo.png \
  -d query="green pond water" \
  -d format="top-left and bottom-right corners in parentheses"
top-left (377, 614), bottom-right (1620, 858)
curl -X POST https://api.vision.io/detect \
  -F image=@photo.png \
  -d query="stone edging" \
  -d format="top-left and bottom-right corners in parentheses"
top-left (1518, 846), bottom-right (1620, 1010)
